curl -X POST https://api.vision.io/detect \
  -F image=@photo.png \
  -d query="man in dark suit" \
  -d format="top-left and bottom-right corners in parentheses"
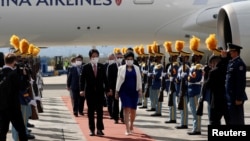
top-left (80, 49), bottom-right (110, 136)
top-left (107, 52), bottom-right (123, 124)
top-left (67, 55), bottom-right (85, 117)
top-left (104, 53), bottom-right (116, 112)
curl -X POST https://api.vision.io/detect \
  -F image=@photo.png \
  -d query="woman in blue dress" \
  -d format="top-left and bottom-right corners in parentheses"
top-left (115, 52), bottom-right (142, 135)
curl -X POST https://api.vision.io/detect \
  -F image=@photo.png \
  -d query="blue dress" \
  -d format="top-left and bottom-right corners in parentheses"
top-left (119, 67), bottom-right (139, 109)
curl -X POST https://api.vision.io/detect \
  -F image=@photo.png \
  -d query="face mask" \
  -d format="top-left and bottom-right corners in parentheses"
top-left (116, 58), bottom-right (123, 64)
top-left (108, 60), bottom-right (115, 65)
top-left (75, 61), bottom-right (82, 66)
top-left (126, 60), bottom-right (133, 66)
top-left (91, 57), bottom-right (99, 64)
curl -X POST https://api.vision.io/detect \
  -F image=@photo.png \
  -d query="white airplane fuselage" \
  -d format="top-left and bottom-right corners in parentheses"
top-left (0, 0), bottom-right (220, 46)
top-left (0, 0), bottom-right (250, 67)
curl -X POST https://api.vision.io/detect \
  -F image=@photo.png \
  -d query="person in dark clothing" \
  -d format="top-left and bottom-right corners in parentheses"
top-left (67, 55), bottom-right (85, 117)
top-left (107, 52), bottom-right (123, 123)
top-left (225, 43), bottom-right (248, 125)
top-left (79, 49), bottom-right (110, 136)
top-left (0, 53), bottom-right (28, 141)
top-left (205, 51), bottom-right (230, 125)
top-left (104, 53), bottom-right (116, 111)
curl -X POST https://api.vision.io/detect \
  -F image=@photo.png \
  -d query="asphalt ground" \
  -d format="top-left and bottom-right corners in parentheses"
top-left (6, 73), bottom-right (250, 141)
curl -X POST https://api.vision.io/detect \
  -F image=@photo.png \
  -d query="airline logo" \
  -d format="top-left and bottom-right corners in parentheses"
top-left (0, 0), bottom-right (123, 7)
top-left (115, 0), bottom-right (122, 6)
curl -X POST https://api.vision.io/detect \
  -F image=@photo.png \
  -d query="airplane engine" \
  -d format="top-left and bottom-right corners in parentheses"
top-left (217, 1), bottom-right (250, 68)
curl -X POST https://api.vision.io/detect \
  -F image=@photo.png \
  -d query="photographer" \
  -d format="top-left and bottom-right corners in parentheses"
top-left (0, 53), bottom-right (28, 141)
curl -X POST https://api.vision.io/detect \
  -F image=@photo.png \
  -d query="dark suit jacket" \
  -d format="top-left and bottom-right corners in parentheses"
top-left (80, 63), bottom-right (109, 102)
top-left (0, 67), bottom-right (20, 110)
top-left (67, 65), bottom-right (82, 91)
top-left (206, 58), bottom-right (228, 109)
top-left (107, 63), bottom-right (118, 91)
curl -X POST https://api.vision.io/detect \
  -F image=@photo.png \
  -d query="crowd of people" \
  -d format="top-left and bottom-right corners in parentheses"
top-left (66, 34), bottom-right (248, 137)
top-left (1, 33), bottom-right (248, 141)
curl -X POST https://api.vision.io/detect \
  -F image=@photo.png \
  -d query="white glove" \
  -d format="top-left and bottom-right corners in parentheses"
top-left (147, 73), bottom-right (152, 77)
top-left (161, 72), bottom-right (166, 77)
top-left (198, 97), bottom-right (203, 103)
top-left (169, 77), bottom-right (174, 81)
top-left (34, 96), bottom-right (41, 101)
top-left (181, 72), bottom-right (187, 78)
top-left (143, 70), bottom-right (148, 74)
top-left (29, 100), bottom-right (37, 106)
top-left (29, 79), bottom-right (34, 84)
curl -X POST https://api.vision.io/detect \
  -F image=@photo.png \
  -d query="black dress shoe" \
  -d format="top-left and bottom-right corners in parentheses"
top-left (26, 134), bottom-right (35, 139)
top-left (150, 113), bottom-right (162, 116)
top-left (79, 112), bottom-right (84, 116)
top-left (139, 106), bottom-right (147, 109)
top-left (175, 125), bottom-right (188, 129)
top-left (120, 118), bottom-right (124, 123)
top-left (165, 120), bottom-right (176, 123)
top-left (137, 103), bottom-right (142, 106)
top-left (97, 130), bottom-right (104, 136)
top-left (187, 131), bottom-right (201, 135)
top-left (114, 120), bottom-right (118, 124)
top-left (89, 131), bottom-right (95, 136)
top-left (146, 108), bottom-right (156, 111)
top-left (27, 123), bottom-right (35, 128)
top-left (74, 113), bottom-right (78, 117)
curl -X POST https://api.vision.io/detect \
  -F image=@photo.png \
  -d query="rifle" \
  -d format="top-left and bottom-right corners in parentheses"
top-left (168, 56), bottom-right (176, 106)
top-left (144, 56), bottom-right (151, 98)
top-left (177, 59), bottom-right (187, 110)
top-left (196, 55), bottom-right (209, 116)
top-left (27, 56), bottom-right (39, 120)
top-left (158, 55), bottom-right (166, 102)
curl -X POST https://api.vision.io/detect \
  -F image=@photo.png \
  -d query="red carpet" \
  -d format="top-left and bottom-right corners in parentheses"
top-left (62, 96), bottom-right (154, 141)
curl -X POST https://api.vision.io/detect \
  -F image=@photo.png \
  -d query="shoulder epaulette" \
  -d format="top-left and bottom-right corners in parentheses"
top-left (173, 62), bottom-right (179, 66)
top-left (195, 63), bottom-right (203, 70)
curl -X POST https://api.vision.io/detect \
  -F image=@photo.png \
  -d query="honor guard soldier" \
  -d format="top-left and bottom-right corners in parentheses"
top-left (150, 42), bottom-right (164, 116)
top-left (138, 46), bottom-right (149, 109)
top-left (164, 41), bottom-right (179, 123)
top-left (196, 34), bottom-right (217, 122)
top-left (134, 46), bottom-right (143, 106)
top-left (145, 45), bottom-right (156, 112)
top-left (175, 40), bottom-right (190, 129)
top-left (187, 36), bottom-right (204, 135)
top-left (225, 43), bottom-right (248, 125)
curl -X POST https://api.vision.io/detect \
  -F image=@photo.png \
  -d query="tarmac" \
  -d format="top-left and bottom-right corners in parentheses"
top-left (6, 72), bottom-right (250, 141)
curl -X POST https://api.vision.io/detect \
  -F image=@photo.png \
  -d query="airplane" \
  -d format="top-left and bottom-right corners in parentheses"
top-left (0, 0), bottom-right (250, 67)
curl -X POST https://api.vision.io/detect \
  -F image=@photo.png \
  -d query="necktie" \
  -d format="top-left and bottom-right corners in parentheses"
top-left (93, 64), bottom-right (97, 77)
